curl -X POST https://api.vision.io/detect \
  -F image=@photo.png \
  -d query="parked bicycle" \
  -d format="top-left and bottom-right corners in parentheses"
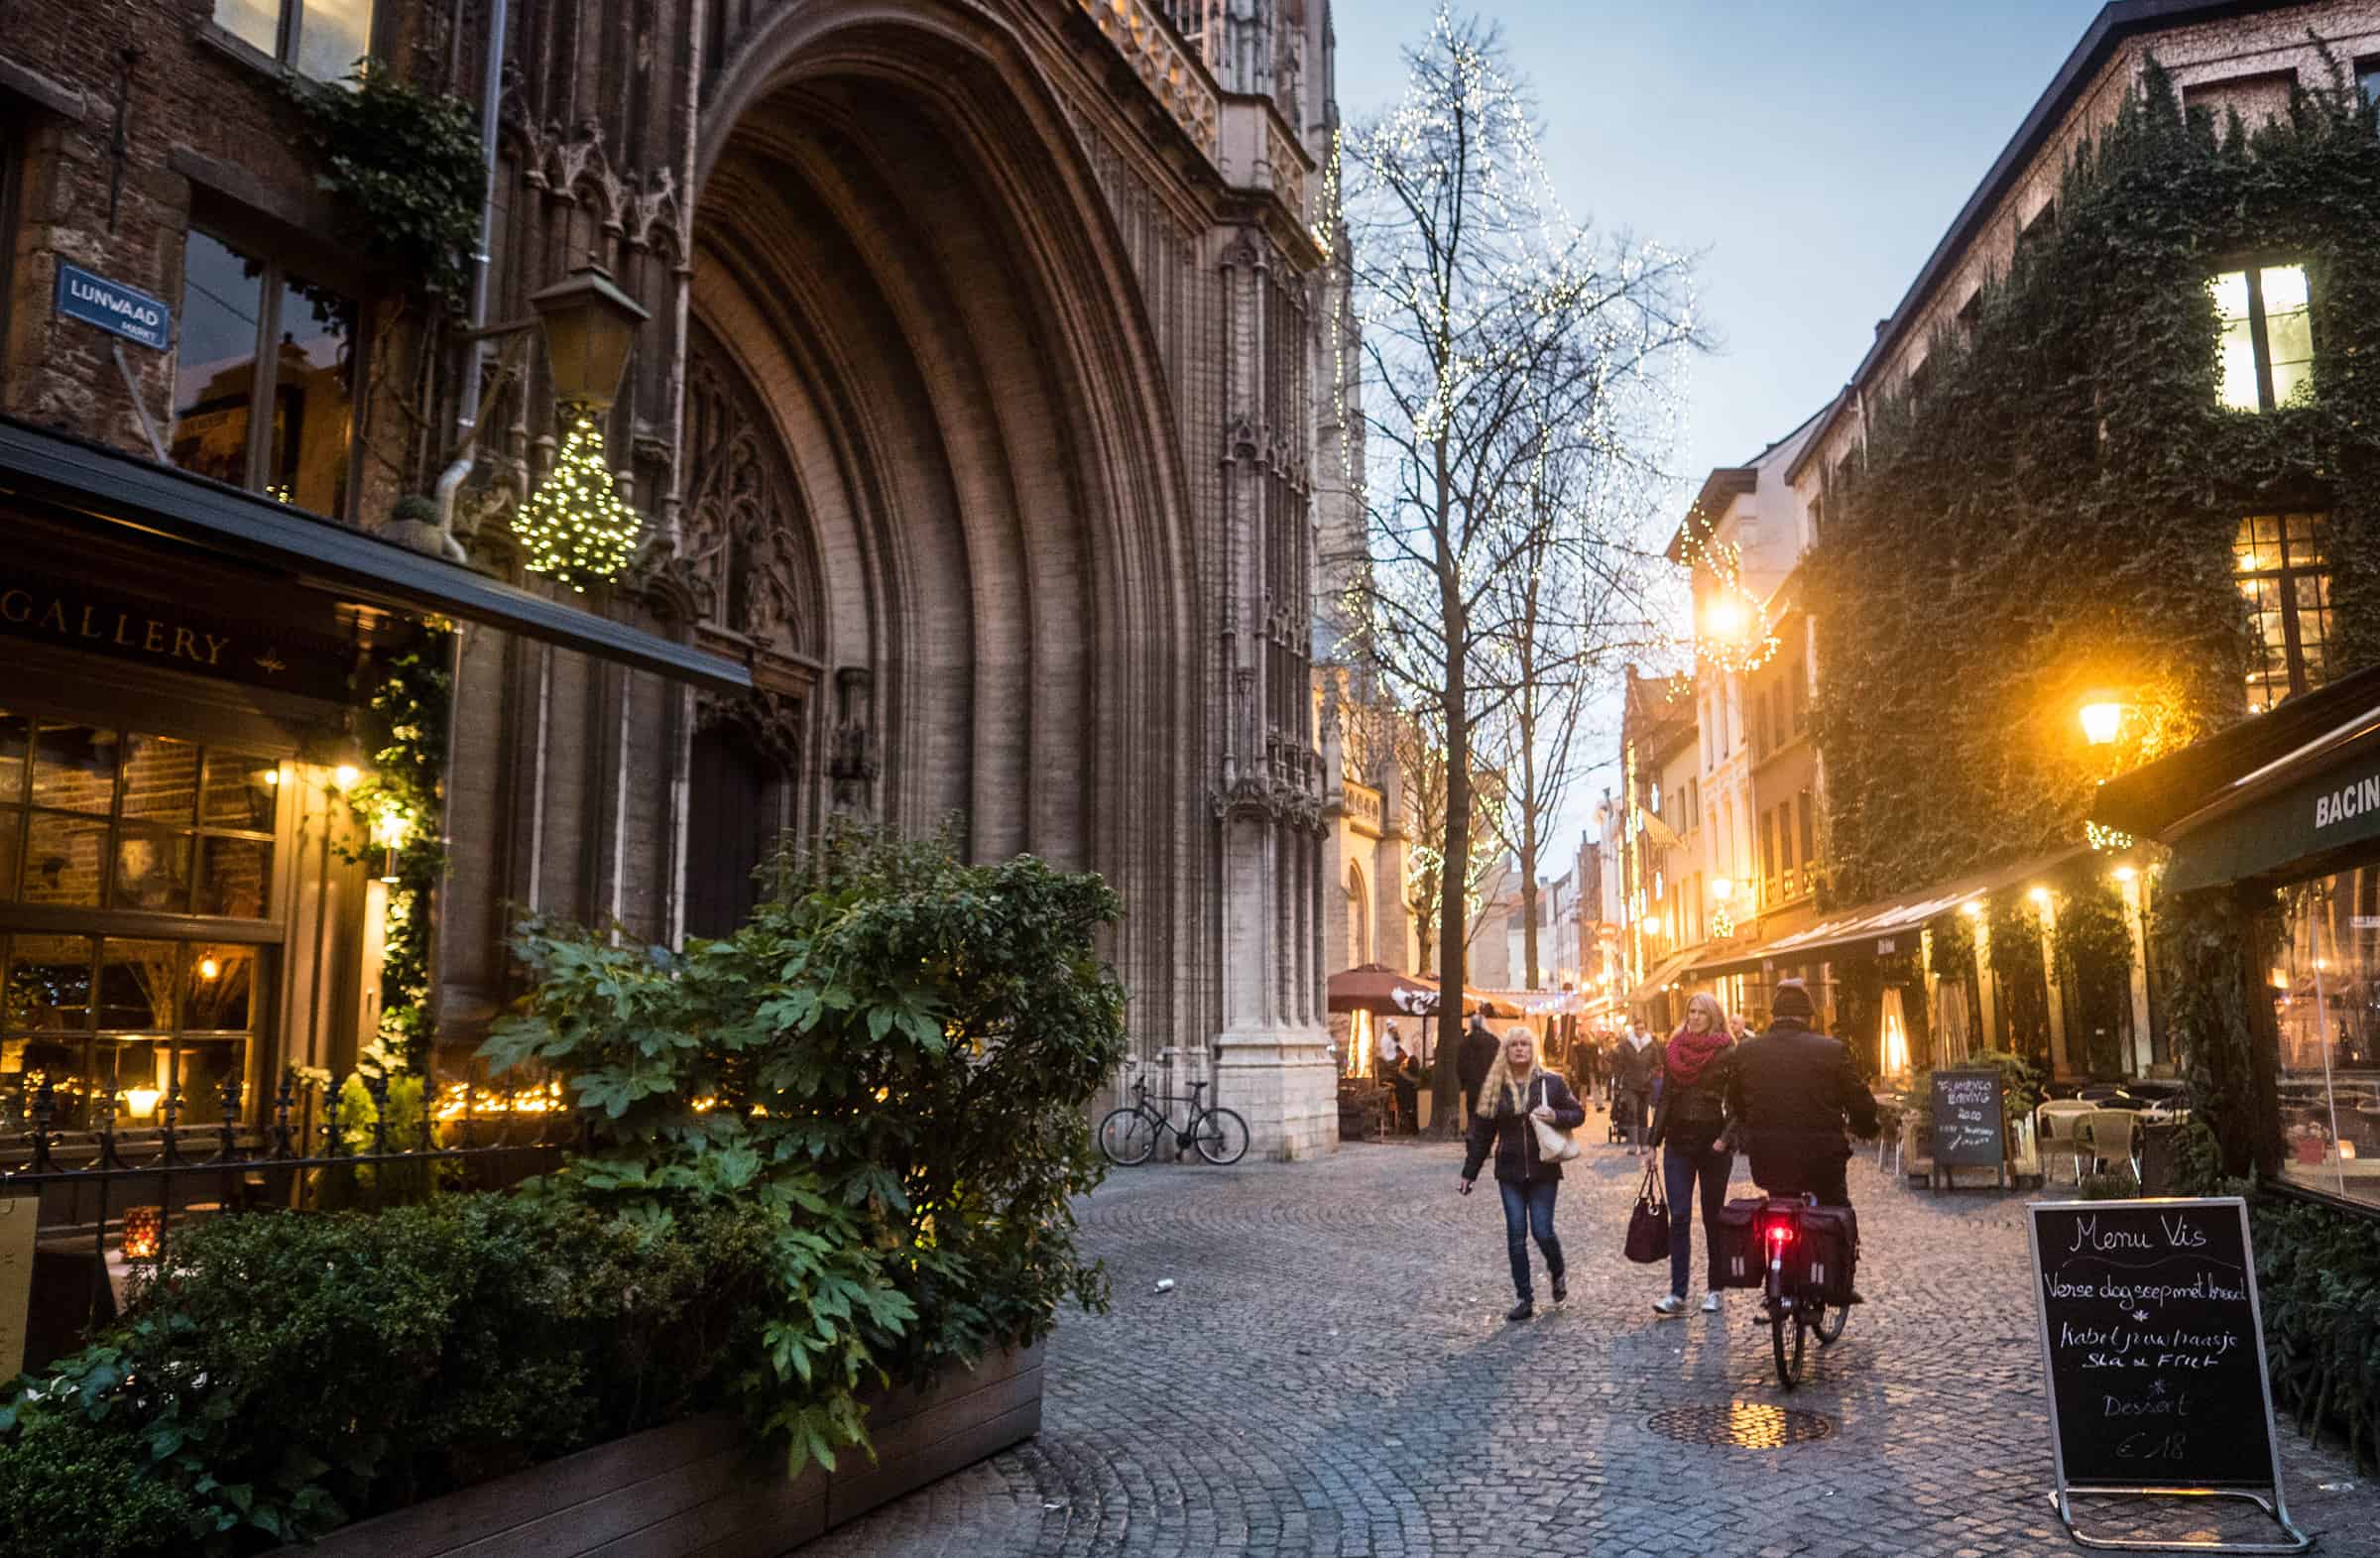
top-left (1746, 1195), bottom-right (1852, 1388)
top-left (1098, 1074), bottom-right (1250, 1166)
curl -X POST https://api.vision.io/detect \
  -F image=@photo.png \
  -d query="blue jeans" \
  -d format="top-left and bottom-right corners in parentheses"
top-left (1663, 1129), bottom-right (1735, 1298)
top-left (1497, 1178), bottom-right (1564, 1301)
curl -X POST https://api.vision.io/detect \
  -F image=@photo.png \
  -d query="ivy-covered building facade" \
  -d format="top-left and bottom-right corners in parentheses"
top-left (1627, 0), bottom-right (2380, 1205)
top-left (0, 0), bottom-right (1353, 1161)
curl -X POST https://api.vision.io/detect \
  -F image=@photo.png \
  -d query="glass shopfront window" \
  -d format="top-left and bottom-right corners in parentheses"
top-left (0, 708), bottom-right (280, 1131)
top-left (2269, 868), bottom-right (2380, 1209)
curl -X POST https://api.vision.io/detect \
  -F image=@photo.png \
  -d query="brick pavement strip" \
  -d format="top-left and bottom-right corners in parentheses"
top-left (806, 1139), bottom-right (2380, 1558)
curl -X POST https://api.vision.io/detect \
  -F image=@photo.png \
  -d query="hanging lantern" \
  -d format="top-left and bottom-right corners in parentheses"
top-left (528, 261), bottom-right (650, 412)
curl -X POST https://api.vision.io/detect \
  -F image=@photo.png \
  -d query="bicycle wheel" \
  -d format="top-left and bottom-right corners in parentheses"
top-left (1099, 1107), bottom-right (1157, 1166)
top-left (1192, 1107), bottom-right (1250, 1164)
top-left (1772, 1302), bottom-right (1808, 1389)
top-left (1815, 1301), bottom-right (1846, 1347)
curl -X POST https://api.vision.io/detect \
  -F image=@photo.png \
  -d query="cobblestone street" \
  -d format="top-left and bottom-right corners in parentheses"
top-left (813, 1135), bottom-right (2380, 1558)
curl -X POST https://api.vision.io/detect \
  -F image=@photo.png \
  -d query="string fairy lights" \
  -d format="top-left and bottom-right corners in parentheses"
top-left (514, 410), bottom-right (643, 591)
top-left (1672, 501), bottom-right (1779, 674)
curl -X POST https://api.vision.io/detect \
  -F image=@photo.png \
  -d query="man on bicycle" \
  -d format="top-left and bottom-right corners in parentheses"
top-left (1724, 980), bottom-right (1878, 1209)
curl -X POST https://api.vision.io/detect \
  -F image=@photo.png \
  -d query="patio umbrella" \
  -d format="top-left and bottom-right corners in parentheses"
top-left (1327, 963), bottom-right (1468, 1018)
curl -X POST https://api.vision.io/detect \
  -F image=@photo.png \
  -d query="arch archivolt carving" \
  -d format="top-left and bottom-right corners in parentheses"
top-left (679, 332), bottom-right (827, 666)
top-left (681, 0), bottom-right (1209, 1048)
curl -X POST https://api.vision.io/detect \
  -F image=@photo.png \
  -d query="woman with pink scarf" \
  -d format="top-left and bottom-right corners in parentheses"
top-left (1648, 993), bottom-right (1739, 1316)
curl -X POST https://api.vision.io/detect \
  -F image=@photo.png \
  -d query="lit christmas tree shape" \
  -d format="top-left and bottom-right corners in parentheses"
top-left (514, 411), bottom-right (643, 591)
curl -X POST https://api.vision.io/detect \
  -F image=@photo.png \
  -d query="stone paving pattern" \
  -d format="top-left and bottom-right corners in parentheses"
top-left (809, 1133), bottom-right (2380, 1557)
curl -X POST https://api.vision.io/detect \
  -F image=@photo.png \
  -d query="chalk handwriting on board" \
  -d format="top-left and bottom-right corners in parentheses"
top-left (2027, 1199), bottom-right (2309, 1554)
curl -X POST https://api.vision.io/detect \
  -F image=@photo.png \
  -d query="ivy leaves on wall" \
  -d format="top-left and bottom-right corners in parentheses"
top-left (290, 64), bottom-right (484, 314)
top-left (1808, 61), bottom-right (2380, 911)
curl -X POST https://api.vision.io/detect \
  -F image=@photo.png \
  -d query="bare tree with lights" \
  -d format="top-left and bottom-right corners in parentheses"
top-left (1323, 5), bottom-right (1701, 1130)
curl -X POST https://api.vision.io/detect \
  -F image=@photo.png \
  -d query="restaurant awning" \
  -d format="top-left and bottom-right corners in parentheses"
top-left (2090, 660), bottom-right (2380, 894)
top-left (1624, 946), bottom-right (1703, 1008)
top-left (1686, 843), bottom-right (2089, 979)
top-left (0, 416), bottom-right (753, 694)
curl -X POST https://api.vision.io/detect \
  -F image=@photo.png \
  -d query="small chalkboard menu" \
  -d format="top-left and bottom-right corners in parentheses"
top-left (1930, 1068), bottom-right (2004, 1169)
top-left (2026, 1197), bottom-right (2308, 1552)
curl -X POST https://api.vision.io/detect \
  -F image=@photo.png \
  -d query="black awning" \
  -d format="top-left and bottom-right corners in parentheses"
top-left (2089, 661), bottom-right (2380, 840)
top-left (0, 417), bottom-right (751, 694)
top-left (1685, 844), bottom-right (2088, 979)
top-left (2086, 663), bottom-right (2380, 892)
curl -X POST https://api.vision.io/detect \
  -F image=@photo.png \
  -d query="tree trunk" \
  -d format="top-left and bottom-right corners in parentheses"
top-left (1431, 438), bottom-right (1469, 1138)
top-left (1521, 873), bottom-right (1540, 993)
top-left (1435, 690), bottom-right (1469, 1138)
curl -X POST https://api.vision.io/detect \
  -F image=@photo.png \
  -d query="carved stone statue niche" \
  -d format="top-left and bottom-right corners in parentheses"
top-left (679, 336), bottom-right (822, 661)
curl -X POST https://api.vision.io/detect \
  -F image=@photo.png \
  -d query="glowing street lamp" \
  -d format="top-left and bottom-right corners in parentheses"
top-left (1710, 878), bottom-right (1733, 901)
top-left (2080, 700), bottom-right (2125, 746)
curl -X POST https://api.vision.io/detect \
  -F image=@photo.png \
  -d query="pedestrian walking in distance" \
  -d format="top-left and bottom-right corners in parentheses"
top-left (1456, 1011), bottom-right (1499, 1125)
top-left (1649, 993), bottom-right (1737, 1317)
top-left (1458, 1027), bottom-right (1588, 1322)
top-left (1611, 1018), bottom-right (1663, 1155)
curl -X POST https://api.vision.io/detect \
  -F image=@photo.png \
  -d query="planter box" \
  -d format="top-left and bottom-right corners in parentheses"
top-left (266, 1343), bottom-right (1043, 1558)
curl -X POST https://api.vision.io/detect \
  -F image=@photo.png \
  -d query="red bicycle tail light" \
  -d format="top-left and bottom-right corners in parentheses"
top-left (1766, 1222), bottom-right (1794, 1247)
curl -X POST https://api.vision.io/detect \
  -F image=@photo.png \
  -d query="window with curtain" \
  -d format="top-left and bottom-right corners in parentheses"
top-left (2234, 514), bottom-right (2332, 713)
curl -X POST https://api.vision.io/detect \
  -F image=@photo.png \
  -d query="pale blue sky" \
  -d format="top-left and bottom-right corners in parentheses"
top-left (1332, 0), bottom-right (2105, 483)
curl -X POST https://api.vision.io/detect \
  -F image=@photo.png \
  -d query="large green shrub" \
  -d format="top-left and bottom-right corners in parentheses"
top-left (2252, 1191), bottom-right (2380, 1470)
top-left (0, 827), bottom-right (1127, 1556)
top-left (0, 1195), bottom-right (774, 1556)
top-left (484, 825), bottom-right (1129, 1471)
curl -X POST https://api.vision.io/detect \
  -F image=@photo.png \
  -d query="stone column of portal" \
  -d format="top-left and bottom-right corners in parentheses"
top-left (1210, 241), bottom-right (1335, 1161)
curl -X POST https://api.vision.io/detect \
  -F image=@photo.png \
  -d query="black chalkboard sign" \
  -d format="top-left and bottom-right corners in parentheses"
top-left (2028, 1199), bottom-right (2286, 1498)
top-left (1930, 1068), bottom-right (2005, 1168)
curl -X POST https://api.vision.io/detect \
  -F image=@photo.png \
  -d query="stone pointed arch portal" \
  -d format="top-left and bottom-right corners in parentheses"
top-left (685, 0), bottom-right (1206, 1064)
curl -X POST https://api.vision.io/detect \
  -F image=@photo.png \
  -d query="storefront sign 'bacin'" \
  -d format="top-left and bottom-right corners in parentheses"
top-left (0, 563), bottom-right (352, 702)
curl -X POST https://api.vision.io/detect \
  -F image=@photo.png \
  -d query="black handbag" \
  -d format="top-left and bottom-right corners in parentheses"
top-left (1623, 1162), bottom-right (1670, 1263)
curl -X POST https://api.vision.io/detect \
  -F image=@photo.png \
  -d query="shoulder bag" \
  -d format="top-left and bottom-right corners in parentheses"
top-left (1529, 1074), bottom-right (1582, 1163)
top-left (1623, 1160), bottom-right (1670, 1264)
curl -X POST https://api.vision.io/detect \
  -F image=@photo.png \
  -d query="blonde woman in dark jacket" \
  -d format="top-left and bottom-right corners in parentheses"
top-left (1458, 1027), bottom-right (1589, 1322)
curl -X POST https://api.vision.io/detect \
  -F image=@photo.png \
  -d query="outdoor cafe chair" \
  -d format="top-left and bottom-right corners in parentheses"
top-left (2080, 1107), bottom-right (2142, 1187)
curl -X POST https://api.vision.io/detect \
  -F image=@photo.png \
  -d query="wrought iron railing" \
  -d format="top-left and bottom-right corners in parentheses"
top-left (1, 1070), bottom-right (580, 1370)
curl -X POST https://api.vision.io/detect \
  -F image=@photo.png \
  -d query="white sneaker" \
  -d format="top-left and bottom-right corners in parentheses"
top-left (1700, 1291), bottom-right (1723, 1314)
top-left (1652, 1293), bottom-right (1686, 1317)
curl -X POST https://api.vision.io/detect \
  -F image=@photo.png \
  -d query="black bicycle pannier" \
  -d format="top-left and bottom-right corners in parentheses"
top-left (1795, 1206), bottom-right (1859, 1304)
top-left (1713, 1197), bottom-right (1768, 1288)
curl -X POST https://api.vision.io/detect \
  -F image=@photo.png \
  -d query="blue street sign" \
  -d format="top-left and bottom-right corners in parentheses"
top-left (55, 262), bottom-right (171, 350)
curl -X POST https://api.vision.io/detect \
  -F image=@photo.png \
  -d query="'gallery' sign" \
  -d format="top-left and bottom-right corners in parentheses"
top-left (0, 564), bottom-right (352, 702)
top-left (54, 262), bottom-right (172, 351)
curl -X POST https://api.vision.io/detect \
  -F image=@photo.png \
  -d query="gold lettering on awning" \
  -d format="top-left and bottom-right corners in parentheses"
top-left (1, 580), bottom-right (232, 667)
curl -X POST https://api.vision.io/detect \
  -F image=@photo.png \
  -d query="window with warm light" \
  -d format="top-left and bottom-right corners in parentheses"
top-left (2234, 514), bottom-right (2332, 713)
top-left (2210, 263), bottom-right (2314, 412)
top-left (0, 715), bottom-right (281, 1131)
top-left (170, 227), bottom-right (358, 517)
top-left (213, 0), bottom-right (375, 82)
top-left (2268, 867), bottom-right (2380, 1210)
